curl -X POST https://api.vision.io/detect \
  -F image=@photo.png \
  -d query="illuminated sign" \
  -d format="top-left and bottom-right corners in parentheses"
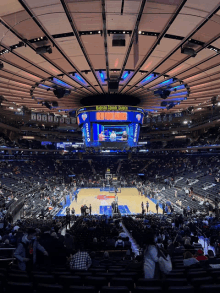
top-left (96, 105), bottom-right (128, 111)
top-left (96, 112), bottom-right (128, 121)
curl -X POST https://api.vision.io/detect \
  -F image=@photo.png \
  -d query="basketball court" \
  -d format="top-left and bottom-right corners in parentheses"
top-left (68, 187), bottom-right (162, 216)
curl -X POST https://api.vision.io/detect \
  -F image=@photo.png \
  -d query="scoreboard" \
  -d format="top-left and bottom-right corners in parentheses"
top-left (77, 105), bottom-right (144, 148)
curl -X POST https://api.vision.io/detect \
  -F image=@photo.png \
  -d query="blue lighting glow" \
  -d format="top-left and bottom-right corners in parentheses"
top-left (169, 91), bottom-right (188, 97)
top-left (140, 74), bottom-right (155, 85)
top-left (97, 71), bottom-right (106, 83)
top-left (144, 109), bottom-right (157, 112)
top-left (74, 73), bottom-right (87, 85)
top-left (165, 97), bottom-right (186, 102)
top-left (39, 84), bottom-right (51, 89)
top-left (170, 85), bottom-right (186, 91)
top-left (122, 71), bottom-right (129, 80)
top-left (53, 78), bottom-right (72, 89)
top-left (151, 78), bottom-right (174, 90)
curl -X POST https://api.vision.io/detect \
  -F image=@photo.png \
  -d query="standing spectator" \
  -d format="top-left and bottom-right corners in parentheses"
top-left (14, 228), bottom-right (48, 271)
top-left (156, 203), bottom-right (159, 214)
top-left (144, 234), bottom-right (159, 279)
top-left (89, 204), bottom-right (92, 215)
top-left (146, 201), bottom-right (149, 213)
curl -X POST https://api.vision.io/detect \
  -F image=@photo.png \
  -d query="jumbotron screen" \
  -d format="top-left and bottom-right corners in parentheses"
top-left (77, 106), bottom-right (144, 148)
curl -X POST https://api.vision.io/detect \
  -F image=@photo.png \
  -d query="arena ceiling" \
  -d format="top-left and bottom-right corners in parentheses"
top-left (1, 0), bottom-right (220, 117)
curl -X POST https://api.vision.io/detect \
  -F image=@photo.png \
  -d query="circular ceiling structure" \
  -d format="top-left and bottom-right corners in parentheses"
top-left (0, 0), bottom-right (220, 119)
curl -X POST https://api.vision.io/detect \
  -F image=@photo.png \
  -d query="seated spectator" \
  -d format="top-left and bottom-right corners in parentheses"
top-left (184, 239), bottom-right (195, 252)
top-left (174, 242), bottom-right (185, 254)
top-left (115, 237), bottom-right (124, 248)
top-left (69, 245), bottom-right (92, 270)
top-left (195, 249), bottom-right (208, 261)
top-left (183, 251), bottom-right (199, 267)
top-left (124, 237), bottom-right (131, 248)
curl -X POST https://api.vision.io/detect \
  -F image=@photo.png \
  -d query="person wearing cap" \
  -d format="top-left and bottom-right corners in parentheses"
top-left (195, 249), bottom-right (208, 261)
top-left (14, 228), bottom-right (48, 271)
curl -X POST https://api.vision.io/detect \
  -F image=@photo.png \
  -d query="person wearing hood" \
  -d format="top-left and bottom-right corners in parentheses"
top-left (14, 228), bottom-right (48, 271)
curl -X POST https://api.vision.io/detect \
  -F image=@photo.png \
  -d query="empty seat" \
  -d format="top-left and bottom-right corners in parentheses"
top-left (134, 286), bottom-right (163, 293)
top-left (98, 272), bottom-right (116, 281)
top-left (8, 274), bottom-right (30, 283)
top-left (7, 282), bottom-right (33, 293)
top-left (89, 268), bottom-right (106, 275)
top-left (167, 286), bottom-right (194, 293)
top-left (101, 286), bottom-right (129, 293)
top-left (110, 277), bottom-right (134, 290)
top-left (33, 274), bottom-right (55, 286)
top-left (59, 275), bottom-right (83, 287)
top-left (36, 284), bottom-right (63, 293)
top-left (187, 271), bottom-right (207, 281)
top-left (85, 276), bottom-right (108, 290)
top-left (164, 278), bottom-right (188, 288)
top-left (75, 272), bottom-right (92, 279)
top-left (137, 279), bottom-right (163, 287)
top-left (120, 272), bottom-right (138, 281)
top-left (69, 285), bottom-right (96, 293)
top-left (191, 277), bottom-right (213, 291)
top-left (200, 284), bottom-right (220, 293)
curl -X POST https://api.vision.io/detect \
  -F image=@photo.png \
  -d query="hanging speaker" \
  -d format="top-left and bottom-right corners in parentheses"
top-left (112, 39), bottom-right (125, 46)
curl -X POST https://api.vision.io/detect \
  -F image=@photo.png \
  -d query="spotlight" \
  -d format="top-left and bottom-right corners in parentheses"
top-left (36, 45), bottom-right (52, 54)
top-left (52, 101), bottom-right (58, 107)
top-left (53, 88), bottom-right (71, 99)
top-left (181, 47), bottom-right (197, 57)
top-left (154, 89), bottom-right (171, 99)
top-left (161, 101), bottom-right (167, 107)
top-left (0, 62), bottom-right (4, 70)
top-left (44, 102), bottom-right (52, 110)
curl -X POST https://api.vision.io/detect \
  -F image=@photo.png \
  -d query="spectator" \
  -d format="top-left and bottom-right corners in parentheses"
top-left (144, 234), bottom-right (159, 279)
top-left (183, 251), bottom-right (199, 267)
top-left (195, 249), bottom-right (208, 261)
top-left (69, 246), bottom-right (92, 270)
top-left (14, 228), bottom-right (48, 271)
top-left (115, 237), bottom-right (124, 248)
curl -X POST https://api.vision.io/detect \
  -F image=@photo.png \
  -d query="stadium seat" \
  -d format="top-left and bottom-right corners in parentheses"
top-left (58, 275), bottom-right (83, 287)
top-left (167, 286), bottom-right (194, 293)
top-left (84, 276), bottom-right (108, 290)
top-left (110, 277), bottom-right (134, 290)
top-left (137, 279), bottom-right (163, 287)
top-left (7, 282), bottom-right (34, 293)
top-left (8, 273), bottom-right (30, 283)
top-left (36, 284), bottom-right (64, 293)
top-left (68, 286), bottom-right (95, 293)
top-left (187, 271), bottom-right (207, 281)
top-left (33, 274), bottom-right (55, 286)
top-left (98, 272), bottom-right (116, 281)
top-left (101, 286), bottom-right (129, 293)
top-left (119, 272), bottom-right (138, 281)
top-left (134, 286), bottom-right (163, 293)
top-left (200, 284), bottom-right (220, 293)
top-left (164, 278), bottom-right (188, 288)
top-left (190, 277), bottom-right (213, 292)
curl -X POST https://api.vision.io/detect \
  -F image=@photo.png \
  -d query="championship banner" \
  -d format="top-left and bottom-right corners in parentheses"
top-left (31, 113), bottom-right (36, 120)
top-left (42, 115), bottom-right (47, 122)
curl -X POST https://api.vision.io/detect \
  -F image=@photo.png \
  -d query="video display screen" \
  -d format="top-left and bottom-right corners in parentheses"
top-left (78, 108), bottom-right (143, 148)
top-left (94, 124), bottom-right (129, 143)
